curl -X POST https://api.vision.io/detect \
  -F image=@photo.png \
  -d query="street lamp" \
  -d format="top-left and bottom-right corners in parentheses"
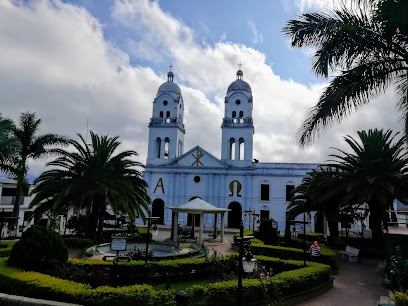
top-left (236, 221), bottom-right (255, 306)
top-left (244, 210), bottom-right (252, 231)
top-left (291, 212), bottom-right (311, 266)
top-left (252, 212), bottom-right (259, 233)
top-left (145, 211), bottom-right (159, 264)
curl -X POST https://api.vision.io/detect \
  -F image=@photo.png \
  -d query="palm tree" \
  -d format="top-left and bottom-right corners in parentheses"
top-left (4, 112), bottom-right (67, 228)
top-left (30, 131), bottom-right (151, 241)
top-left (0, 114), bottom-right (18, 168)
top-left (287, 129), bottom-right (408, 246)
top-left (283, 1), bottom-right (408, 147)
top-left (325, 129), bottom-right (408, 244)
top-left (286, 168), bottom-right (342, 245)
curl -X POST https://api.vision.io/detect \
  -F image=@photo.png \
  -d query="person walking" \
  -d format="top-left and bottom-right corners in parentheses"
top-left (310, 241), bottom-right (320, 262)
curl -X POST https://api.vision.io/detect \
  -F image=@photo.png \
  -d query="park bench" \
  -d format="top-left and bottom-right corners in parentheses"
top-left (340, 245), bottom-right (360, 262)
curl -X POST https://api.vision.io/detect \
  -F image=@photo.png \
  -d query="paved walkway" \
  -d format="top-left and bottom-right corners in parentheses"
top-left (299, 256), bottom-right (388, 306)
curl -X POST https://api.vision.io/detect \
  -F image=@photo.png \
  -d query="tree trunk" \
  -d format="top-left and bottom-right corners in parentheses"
top-left (369, 202), bottom-right (384, 248)
top-left (87, 210), bottom-right (98, 241)
top-left (96, 204), bottom-right (106, 243)
top-left (10, 183), bottom-right (21, 230)
top-left (327, 221), bottom-right (339, 245)
top-left (284, 212), bottom-right (292, 246)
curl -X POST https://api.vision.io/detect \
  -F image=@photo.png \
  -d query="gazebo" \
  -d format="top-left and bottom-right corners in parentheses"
top-left (168, 198), bottom-right (230, 244)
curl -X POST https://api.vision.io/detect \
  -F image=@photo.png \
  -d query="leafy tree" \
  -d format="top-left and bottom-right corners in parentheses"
top-left (30, 131), bottom-right (151, 241)
top-left (2, 112), bottom-right (67, 228)
top-left (0, 114), bottom-right (18, 169)
top-left (283, 1), bottom-right (408, 147)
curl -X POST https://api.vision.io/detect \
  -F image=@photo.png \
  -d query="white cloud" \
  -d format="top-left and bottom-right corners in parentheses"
top-left (248, 20), bottom-right (264, 45)
top-left (0, 0), bottom-right (401, 181)
top-left (295, 0), bottom-right (364, 12)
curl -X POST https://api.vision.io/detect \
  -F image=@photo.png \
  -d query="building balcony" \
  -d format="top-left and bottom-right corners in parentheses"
top-left (0, 196), bottom-right (24, 206)
top-left (149, 117), bottom-right (185, 130)
top-left (221, 118), bottom-right (253, 127)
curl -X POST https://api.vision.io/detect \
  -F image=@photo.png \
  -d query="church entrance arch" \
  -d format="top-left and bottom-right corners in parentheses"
top-left (228, 202), bottom-right (242, 229)
top-left (187, 196), bottom-right (201, 226)
top-left (152, 199), bottom-right (165, 224)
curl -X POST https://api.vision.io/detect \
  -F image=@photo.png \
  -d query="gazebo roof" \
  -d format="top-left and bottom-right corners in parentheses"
top-left (168, 198), bottom-right (230, 214)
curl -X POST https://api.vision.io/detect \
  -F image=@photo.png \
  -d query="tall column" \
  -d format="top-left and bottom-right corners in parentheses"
top-left (160, 139), bottom-right (165, 158)
top-left (172, 212), bottom-right (178, 243)
top-left (221, 213), bottom-right (225, 242)
top-left (199, 214), bottom-right (204, 244)
top-left (235, 139), bottom-right (240, 160)
top-left (213, 214), bottom-right (217, 239)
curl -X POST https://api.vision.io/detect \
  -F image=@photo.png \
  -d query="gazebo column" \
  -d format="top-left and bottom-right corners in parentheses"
top-left (221, 213), bottom-right (225, 242)
top-left (172, 212), bottom-right (178, 243)
top-left (199, 214), bottom-right (204, 244)
top-left (213, 214), bottom-right (218, 239)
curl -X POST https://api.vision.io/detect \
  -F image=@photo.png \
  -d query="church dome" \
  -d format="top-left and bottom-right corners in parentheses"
top-left (227, 69), bottom-right (252, 93)
top-left (158, 70), bottom-right (181, 94)
top-left (158, 81), bottom-right (181, 94)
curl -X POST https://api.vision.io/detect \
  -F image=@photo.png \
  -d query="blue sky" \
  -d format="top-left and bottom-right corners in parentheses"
top-left (0, 0), bottom-right (399, 179)
top-left (67, 0), bottom-right (316, 85)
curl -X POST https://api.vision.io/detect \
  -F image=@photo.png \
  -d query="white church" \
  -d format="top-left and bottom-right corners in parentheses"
top-left (143, 68), bottom-right (320, 232)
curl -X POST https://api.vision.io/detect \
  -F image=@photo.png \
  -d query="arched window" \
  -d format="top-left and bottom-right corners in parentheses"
top-left (160, 111), bottom-right (163, 118)
top-left (164, 137), bottom-right (169, 159)
top-left (166, 111), bottom-right (170, 118)
top-left (232, 111), bottom-right (236, 118)
top-left (239, 138), bottom-right (244, 160)
top-left (239, 111), bottom-right (244, 123)
top-left (230, 138), bottom-right (235, 160)
top-left (156, 137), bottom-right (161, 158)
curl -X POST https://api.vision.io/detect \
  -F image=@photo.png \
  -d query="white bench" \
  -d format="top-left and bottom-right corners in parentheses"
top-left (340, 246), bottom-right (360, 262)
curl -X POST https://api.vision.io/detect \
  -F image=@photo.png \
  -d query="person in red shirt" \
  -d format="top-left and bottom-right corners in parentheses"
top-left (310, 241), bottom-right (320, 262)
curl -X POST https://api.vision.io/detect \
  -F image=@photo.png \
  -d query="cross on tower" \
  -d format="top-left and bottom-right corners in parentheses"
top-left (238, 62), bottom-right (242, 70)
top-left (169, 64), bottom-right (173, 72)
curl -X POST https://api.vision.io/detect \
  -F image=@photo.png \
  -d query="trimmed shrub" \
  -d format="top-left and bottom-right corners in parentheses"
top-left (0, 258), bottom-right (175, 305)
top-left (186, 261), bottom-right (331, 305)
top-left (68, 254), bottom-right (237, 285)
top-left (251, 241), bottom-right (337, 268)
top-left (8, 225), bottom-right (68, 271)
top-left (0, 242), bottom-right (15, 258)
top-left (64, 238), bottom-right (95, 249)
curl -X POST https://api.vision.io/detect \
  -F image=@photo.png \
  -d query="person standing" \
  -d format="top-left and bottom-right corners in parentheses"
top-left (310, 241), bottom-right (320, 262)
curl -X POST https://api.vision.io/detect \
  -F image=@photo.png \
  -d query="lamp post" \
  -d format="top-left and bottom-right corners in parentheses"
top-left (244, 210), bottom-right (252, 231)
top-left (236, 221), bottom-right (255, 306)
top-left (291, 212), bottom-right (311, 266)
top-left (145, 211), bottom-right (159, 264)
top-left (252, 212), bottom-right (259, 233)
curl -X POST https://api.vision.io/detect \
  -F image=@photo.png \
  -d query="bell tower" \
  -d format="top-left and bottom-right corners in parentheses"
top-left (147, 67), bottom-right (185, 165)
top-left (221, 69), bottom-right (254, 167)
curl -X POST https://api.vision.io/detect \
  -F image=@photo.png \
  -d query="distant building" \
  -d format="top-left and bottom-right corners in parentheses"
top-left (142, 68), bottom-right (321, 232)
top-left (0, 178), bottom-right (35, 236)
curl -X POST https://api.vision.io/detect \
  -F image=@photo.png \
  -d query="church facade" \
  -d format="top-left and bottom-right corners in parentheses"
top-left (143, 69), bottom-right (319, 231)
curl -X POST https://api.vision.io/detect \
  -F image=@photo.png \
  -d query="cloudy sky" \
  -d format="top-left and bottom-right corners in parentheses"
top-left (0, 0), bottom-right (400, 180)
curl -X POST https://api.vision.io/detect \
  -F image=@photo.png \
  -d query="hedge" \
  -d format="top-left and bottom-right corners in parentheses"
top-left (0, 253), bottom-right (331, 305)
top-left (251, 242), bottom-right (337, 268)
top-left (70, 254), bottom-right (237, 284)
top-left (63, 238), bottom-right (95, 249)
top-left (186, 261), bottom-right (331, 305)
top-left (0, 242), bottom-right (15, 258)
top-left (0, 258), bottom-right (175, 305)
